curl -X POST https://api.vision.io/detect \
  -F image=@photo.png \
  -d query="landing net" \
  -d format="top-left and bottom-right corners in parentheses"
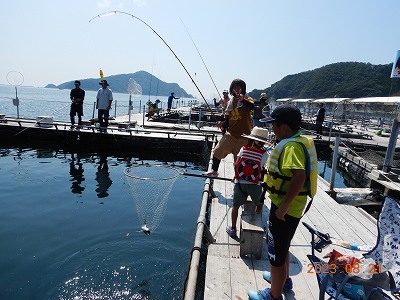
top-left (6, 71), bottom-right (24, 86)
top-left (128, 78), bottom-right (142, 96)
top-left (124, 165), bottom-right (179, 233)
top-left (127, 78), bottom-right (142, 126)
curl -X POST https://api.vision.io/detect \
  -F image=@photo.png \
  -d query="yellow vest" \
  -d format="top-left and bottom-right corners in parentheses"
top-left (264, 133), bottom-right (318, 217)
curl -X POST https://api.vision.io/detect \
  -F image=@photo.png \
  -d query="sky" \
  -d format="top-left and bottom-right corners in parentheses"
top-left (1, 0), bottom-right (399, 99)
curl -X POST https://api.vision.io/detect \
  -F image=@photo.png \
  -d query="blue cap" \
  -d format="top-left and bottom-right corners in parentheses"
top-left (260, 104), bottom-right (301, 126)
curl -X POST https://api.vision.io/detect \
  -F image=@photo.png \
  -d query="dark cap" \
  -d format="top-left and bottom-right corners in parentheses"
top-left (99, 80), bottom-right (109, 86)
top-left (222, 90), bottom-right (228, 94)
top-left (74, 80), bottom-right (81, 85)
top-left (260, 104), bottom-right (301, 126)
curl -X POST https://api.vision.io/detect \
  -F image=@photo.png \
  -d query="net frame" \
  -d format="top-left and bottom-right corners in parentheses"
top-left (6, 71), bottom-right (24, 87)
top-left (124, 165), bottom-right (180, 233)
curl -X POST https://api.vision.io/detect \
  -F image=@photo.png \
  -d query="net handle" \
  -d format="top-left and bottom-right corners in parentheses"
top-left (124, 165), bottom-right (232, 181)
top-left (182, 172), bottom-right (231, 181)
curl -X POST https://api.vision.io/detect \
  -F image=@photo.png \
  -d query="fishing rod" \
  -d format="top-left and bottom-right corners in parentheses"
top-left (179, 17), bottom-right (222, 100)
top-left (89, 11), bottom-right (222, 129)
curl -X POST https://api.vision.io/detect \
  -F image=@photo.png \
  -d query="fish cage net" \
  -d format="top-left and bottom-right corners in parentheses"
top-left (124, 165), bottom-right (179, 232)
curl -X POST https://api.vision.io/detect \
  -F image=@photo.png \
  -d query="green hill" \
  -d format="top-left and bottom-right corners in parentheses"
top-left (249, 62), bottom-right (400, 100)
top-left (46, 70), bottom-right (193, 98)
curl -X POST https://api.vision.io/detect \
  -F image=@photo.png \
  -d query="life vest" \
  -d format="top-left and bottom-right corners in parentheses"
top-left (234, 146), bottom-right (266, 184)
top-left (147, 103), bottom-right (154, 113)
top-left (264, 133), bottom-right (318, 198)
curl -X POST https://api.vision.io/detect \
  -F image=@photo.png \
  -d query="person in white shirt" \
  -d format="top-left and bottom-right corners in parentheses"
top-left (96, 80), bottom-right (113, 132)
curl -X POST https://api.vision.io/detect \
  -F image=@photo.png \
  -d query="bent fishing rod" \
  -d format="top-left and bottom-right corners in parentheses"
top-left (89, 11), bottom-right (222, 130)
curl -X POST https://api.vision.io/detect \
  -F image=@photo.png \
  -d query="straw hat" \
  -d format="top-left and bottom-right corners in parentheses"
top-left (241, 127), bottom-right (269, 143)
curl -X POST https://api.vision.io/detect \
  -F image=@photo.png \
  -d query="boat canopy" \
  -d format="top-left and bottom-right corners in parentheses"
top-left (313, 97), bottom-right (350, 103)
top-left (291, 98), bottom-right (314, 103)
top-left (349, 96), bottom-right (400, 104)
top-left (276, 98), bottom-right (292, 102)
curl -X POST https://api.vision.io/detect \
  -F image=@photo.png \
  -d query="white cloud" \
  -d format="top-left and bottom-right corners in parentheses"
top-left (97, 0), bottom-right (112, 8)
top-left (132, 0), bottom-right (146, 7)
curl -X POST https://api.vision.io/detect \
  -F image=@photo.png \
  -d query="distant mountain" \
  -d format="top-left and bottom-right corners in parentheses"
top-left (249, 62), bottom-right (400, 100)
top-left (45, 70), bottom-right (193, 98)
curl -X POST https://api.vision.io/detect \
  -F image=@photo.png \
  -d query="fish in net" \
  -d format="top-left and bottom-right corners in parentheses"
top-left (124, 165), bottom-right (179, 235)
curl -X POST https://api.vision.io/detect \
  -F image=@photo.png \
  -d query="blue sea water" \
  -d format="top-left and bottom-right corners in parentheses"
top-left (0, 85), bottom-right (352, 299)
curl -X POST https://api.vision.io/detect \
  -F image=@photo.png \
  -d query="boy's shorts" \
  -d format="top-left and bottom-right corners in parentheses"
top-left (233, 183), bottom-right (263, 207)
top-left (267, 203), bottom-right (301, 266)
top-left (213, 133), bottom-right (248, 161)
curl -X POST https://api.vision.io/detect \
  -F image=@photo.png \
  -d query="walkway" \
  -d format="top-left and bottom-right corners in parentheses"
top-left (204, 154), bottom-right (378, 300)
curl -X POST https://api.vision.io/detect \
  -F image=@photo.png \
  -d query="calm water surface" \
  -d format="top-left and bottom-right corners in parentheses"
top-left (0, 147), bottom-right (205, 300)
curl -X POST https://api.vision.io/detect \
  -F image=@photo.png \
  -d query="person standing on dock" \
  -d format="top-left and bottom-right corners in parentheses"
top-left (167, 92), bottom-right (179, 112)
top-left (225, 127), bottom-right (270, 238)
top-left (203, 79), bottom-right (254, 177)
top-left (69, 80), bottom-right (85, 129)
top-left (213, 89), bottom-right (230, 116)
top-left (96, 80), bottom-right (113, 133)
top-left (315, 102), bottom-right (326, 138)
top-left (253, 92), bottom-right (269, 127)
top-left (248, 104), bottom-right (318, 300)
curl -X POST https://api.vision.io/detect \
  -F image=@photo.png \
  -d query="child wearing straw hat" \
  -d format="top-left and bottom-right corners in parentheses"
top-left (225, 126), bottom-right (271, 238)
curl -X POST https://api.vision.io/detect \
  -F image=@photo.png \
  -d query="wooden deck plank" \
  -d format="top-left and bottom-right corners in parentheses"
top-left (204, 154), bottom-right (378, 300)
top-left (208, 198), bottom-right (240, 258)
top-left (308, 187), bottom-right (377, 246)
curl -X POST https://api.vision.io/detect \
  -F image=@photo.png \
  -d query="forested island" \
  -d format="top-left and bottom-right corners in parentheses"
top-left (249, 62), bottom-right (400, 100)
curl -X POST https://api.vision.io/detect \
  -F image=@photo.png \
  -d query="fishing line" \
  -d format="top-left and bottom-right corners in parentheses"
top-left (156, 75), bottom-right (160, 99)
top-left (148, 59), bottom-right (155, 102)
top-left (148, 72), bottom-right (153, 102)
top-left (13, 102), bottom-right (71, 137)
top-left (89, 11), bottom-right (222, 129)
top-left (179, 17), bottom-right (222, 100)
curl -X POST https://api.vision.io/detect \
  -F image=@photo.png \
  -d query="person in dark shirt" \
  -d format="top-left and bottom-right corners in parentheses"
top-left (253, 92), bottom-right (269, 127)
top-left (315, 103), bottom-right (326, 137)
top-left (70, 80), bottom-right (85, 128)
top-left (167, 92), bottom-right (179, 112)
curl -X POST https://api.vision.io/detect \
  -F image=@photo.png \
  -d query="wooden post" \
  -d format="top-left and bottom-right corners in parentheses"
top-left (329, 135), bottom-right (340, 198)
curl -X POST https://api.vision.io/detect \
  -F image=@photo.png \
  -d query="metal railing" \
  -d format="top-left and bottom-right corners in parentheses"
top-left (183, 137), bottom-right (217, 300)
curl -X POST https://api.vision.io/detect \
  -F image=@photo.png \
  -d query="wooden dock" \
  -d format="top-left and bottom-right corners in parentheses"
top-left (204, 154), bottom-right (378, 300)
top-left (0, 114), bottom-right (217, 161)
